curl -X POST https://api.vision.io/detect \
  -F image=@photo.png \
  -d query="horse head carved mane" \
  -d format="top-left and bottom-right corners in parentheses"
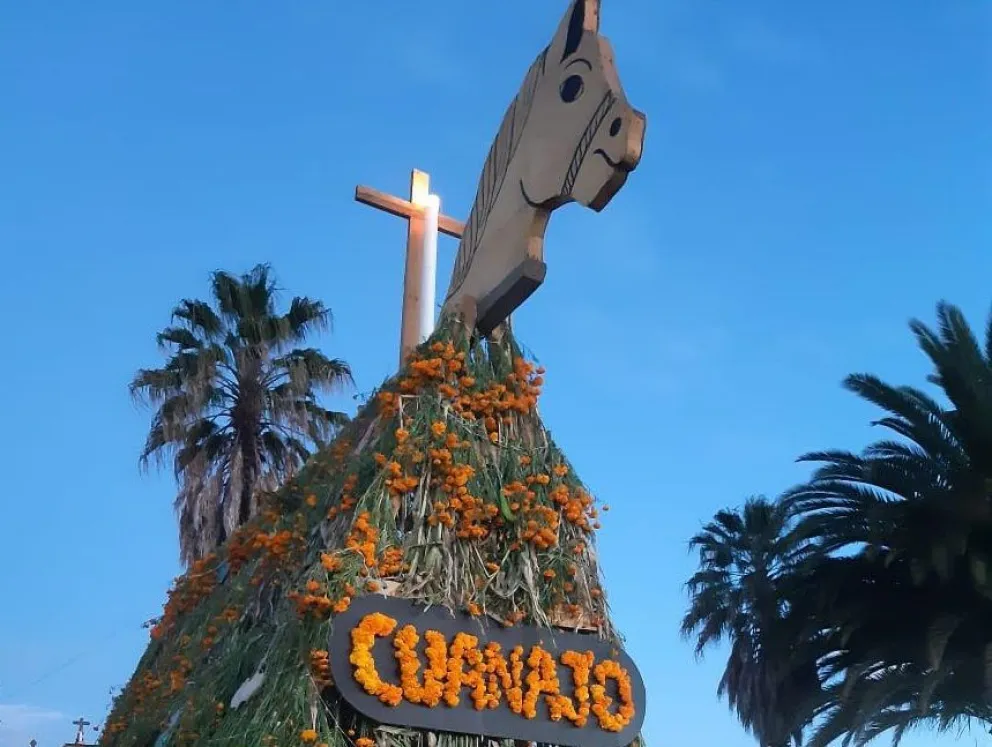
top-left (441, 0), bottom-right (645, 337)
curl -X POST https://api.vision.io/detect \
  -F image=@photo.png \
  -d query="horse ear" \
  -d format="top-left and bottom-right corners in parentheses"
top-left (549, 0), bottom-right (601, 62)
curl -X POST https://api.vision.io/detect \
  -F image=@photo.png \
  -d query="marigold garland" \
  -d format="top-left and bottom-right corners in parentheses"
top-left (590, 660), bottom-right (636, 732)
top-left (348, 615), bottom-right (634, 729)
top-left (550, 650), bottom-right (594, 726)
top-left (350, 613), bottom-right (403, 706)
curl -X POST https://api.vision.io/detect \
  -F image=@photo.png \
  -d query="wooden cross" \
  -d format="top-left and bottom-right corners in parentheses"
top-left (355, 170), bottom-right (465, 367)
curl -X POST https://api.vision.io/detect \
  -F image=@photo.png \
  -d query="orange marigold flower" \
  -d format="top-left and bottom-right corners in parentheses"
top-left (300, 729), bottom-right (318, 743)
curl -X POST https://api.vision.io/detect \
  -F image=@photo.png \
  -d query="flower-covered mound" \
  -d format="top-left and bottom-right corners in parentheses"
top-left (101, 325), bottom-right (641, 747)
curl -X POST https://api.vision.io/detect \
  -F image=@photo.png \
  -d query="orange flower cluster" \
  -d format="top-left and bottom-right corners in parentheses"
top-left (381, 342), bottom-right (541, 435)
top-left (448, 356), bottom-right (543, 437)
top-left (377, 390), bottom-right (401, 420)
top-left (382, 455), bottom-right (419, 497)
top-left (309, 649), bottom-right (332, 688)
top-left (372, 343), bottom-right (577, 547)
top-left (327, 473), bottom-right (359, 520)
top-left (150, 554), bottom-right (218, 639)
top-left (288, 588), bottom-right (331, 619)
top-left (289, 579), bottom-right (352, 619)
top-left (168, 652), bottom-right (193, 693)
top-left (224, 507), bottom-right (284, 572)
top-left (350, 612), bottom-right (403, 706)
top-left (393, 624), bottom-right (447, 707)
top-left (226, 530), bottom-right (257, 572)
top-left (549, 650), bottom-right (594, 726)
top-left (300, 728), bottom-right (318, 743)
top-left (124, 669), bottom-right (164, 718)
top-left (400, 343), bottom-right (465, 394)
top-left (590, 660), bottom-right (636, 731)
top-left (521, 645), bottom-right (560, 719)
top-left (503, 610), bottom-right (527, 627)
top-left (201, 624), bottom-right (219, 650)
top-left (355, 739), bottom-right (375, 747)
top-left (378, 546), bottom-right (406, 577)
top-left (346, 511), bottom-right (379, 568)
top-left (427, 452), bottom-right (499, 540)
top-left (443, 632), bottom-right (487, 708)
top-left (250, 526), bottom-right (305, 574)
top-left (502, 482), bottom-right (559, 550)
top-left (397, 631), bottom-right (521, 710)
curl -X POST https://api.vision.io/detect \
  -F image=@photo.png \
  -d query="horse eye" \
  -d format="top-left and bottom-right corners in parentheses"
top-left (560, 75), bottom-right (584, 103)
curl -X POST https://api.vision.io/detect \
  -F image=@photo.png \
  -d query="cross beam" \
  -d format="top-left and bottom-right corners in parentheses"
top-left (355, 185), bottom-right (465, 239)
top-left (354, 170), bottom-right (465, 367)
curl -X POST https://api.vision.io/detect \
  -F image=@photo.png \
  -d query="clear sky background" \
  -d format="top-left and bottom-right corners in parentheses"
top-left (0, 1), bottom-right (989, 746)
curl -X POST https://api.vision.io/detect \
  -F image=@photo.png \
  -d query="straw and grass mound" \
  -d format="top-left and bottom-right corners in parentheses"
top-left (101, 323), bottom-right (631, 747)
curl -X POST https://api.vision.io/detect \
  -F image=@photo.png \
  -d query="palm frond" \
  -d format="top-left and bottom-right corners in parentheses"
top-left (133, 265), bottom-right (354, 566)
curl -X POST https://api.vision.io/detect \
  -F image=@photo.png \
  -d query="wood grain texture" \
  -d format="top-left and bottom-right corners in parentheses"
top-left (440, 0), bottom-right (646, 335)
top-left (354, 185), bottom-right (465, 238)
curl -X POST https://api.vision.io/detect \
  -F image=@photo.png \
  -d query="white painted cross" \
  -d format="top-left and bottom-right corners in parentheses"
top-left (355, 170), bottom-right (465, 367)
top-left (72, 718), bottom-right (91, 745)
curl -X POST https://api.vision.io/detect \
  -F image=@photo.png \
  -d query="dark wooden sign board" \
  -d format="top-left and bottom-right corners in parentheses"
top-left (329, 596), bottom-right (646, 747)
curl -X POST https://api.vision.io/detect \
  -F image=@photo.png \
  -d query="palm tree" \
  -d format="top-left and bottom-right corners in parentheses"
top-left (784, 301), bottom-right (992, 746)
top-left (682, 497), bottom-right (819, 746)
top-left (131, 264), bottom-right (354, 566)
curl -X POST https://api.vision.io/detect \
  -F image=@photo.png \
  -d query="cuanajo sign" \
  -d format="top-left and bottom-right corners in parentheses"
top-left (329, 596), bottom-right (647, 747)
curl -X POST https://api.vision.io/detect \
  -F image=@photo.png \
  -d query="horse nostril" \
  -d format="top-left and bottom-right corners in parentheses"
top-left (609, 117), bottom-right (622, 137)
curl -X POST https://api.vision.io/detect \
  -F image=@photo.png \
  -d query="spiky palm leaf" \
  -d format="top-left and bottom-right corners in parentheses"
top-left (783, 301), bottom-right (992, 746)
top-left (131, 264), bottom-right (353, 566)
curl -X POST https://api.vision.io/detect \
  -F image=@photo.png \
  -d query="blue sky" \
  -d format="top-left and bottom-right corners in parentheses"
top-left (0, 1), bottom-right (989, 746)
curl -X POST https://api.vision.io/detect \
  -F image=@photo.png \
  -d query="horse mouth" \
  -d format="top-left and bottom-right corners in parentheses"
top-left (594, 148), bottom-right (635, 173)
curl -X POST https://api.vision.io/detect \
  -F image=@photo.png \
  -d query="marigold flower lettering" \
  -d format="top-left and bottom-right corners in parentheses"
top-left (343, 612), bottom-right (638, 734)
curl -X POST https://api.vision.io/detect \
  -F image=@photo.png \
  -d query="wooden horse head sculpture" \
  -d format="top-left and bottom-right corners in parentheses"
top-left (441, 0), bottom-right (645, 337)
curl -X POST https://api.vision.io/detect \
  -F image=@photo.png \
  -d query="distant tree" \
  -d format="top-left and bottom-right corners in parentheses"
top-left (131, 264), bottom-right (353, 566)
top-left (682, 497), bottom-right (819, 746)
